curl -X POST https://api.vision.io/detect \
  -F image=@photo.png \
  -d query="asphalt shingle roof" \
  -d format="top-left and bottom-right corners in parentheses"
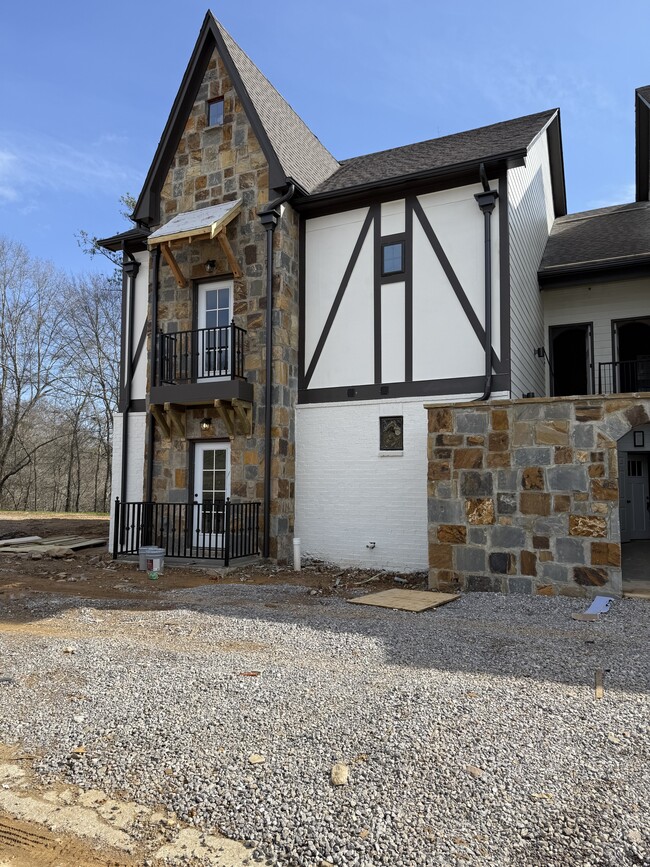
top-left (539, 201), bottom-right (650, 273)
top-left (314, 109), bottom-right (558, 194)
top-left (216, 19), bottom-right (340, 194)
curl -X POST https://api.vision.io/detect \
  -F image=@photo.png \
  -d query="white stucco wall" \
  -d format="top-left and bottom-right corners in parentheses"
top-left (295, 391), bottom-right (508, 571)
top-left (542, 278), bottom-right (650, 393)
top-left (108, 411), bottom-right (147, 553)
top-left (508, 128), bottom-right (556, 398)
top-left (130, 252), bottom-right (150, 401)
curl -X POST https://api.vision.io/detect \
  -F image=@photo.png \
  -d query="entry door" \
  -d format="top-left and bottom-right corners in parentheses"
top-left (197, 281), bottom-right (232, 379)
top-left (194, 442), bottom-right (231, 548)
top-left (626, 454), bottom-right (650, 539)
top-left (549, 323), bottom-right (593, 396)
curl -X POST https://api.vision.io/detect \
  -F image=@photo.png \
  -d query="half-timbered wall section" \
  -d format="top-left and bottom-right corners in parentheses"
top-left (301, 184), bottom-right (505, 403)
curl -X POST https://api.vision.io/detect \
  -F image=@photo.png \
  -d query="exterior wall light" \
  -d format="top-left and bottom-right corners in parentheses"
top-left (205, 259), bottom-right (217, 273)
top-left (200, 417), bottom-right (212, 432)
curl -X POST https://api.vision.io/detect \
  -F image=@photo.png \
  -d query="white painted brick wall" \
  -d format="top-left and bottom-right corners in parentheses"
top-left (295, 393), bottom-right (503, 571)
top-left (108, 412), bottom-right (146, 553)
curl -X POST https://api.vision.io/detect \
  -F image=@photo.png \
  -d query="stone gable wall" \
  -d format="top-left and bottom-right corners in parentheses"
top-left (427, 395), bottom-right (650, 597)
top-left (146, 48), bottom-right (299, 562)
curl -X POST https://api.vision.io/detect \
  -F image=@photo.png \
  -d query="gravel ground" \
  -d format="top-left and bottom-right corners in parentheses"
top-left (1, 585), bottom-right (648, 866)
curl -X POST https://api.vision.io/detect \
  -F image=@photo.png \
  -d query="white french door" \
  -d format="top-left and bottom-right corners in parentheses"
top-left (197, 281), bottom-right (232, 379)
top-left (194, 442), bottom-right (231, 548)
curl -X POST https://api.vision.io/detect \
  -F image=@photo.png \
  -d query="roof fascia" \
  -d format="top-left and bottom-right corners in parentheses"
top-left (635, 89), bottom-right (650, 202)
top-left (97, 227), bottom-right (150, 253)
top-left (539, 255), bottom-right (650, 288)
top-left (545, 111), bottom-right (567, 216)
top-left (293, 154), bottom-right (524, 216)
top-left (133, 13), bottom-right (287, 227)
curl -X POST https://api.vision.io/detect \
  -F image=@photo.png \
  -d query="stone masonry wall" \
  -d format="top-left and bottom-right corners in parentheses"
top-left (427, 395), bottom-right (650, 597)
top-left (146, 48), bottom-right (299, 562)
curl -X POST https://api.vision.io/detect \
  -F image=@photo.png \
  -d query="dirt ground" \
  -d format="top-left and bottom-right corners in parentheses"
top-left (0, 511), bottom-right (426, 607)
top-left (0, 511), bottom-right (424, 866)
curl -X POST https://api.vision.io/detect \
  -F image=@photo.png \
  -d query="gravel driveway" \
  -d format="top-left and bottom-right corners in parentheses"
top-left (1, 585), bottom-right (648, 866)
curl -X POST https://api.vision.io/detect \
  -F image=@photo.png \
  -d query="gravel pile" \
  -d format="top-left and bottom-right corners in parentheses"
top-left (1, 586), bottom-right (649, 866)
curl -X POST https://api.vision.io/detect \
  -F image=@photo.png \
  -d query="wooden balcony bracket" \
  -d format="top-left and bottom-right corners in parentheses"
top-left (214, 398), bottom-right (253, 438)
top-left (149, 403), bottom-right (186, 440)
top-left (160, 242), bottom-right (188, 289)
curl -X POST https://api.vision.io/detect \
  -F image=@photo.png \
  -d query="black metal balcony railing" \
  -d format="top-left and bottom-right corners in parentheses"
top-left (113, 499), bottom-right (260, 565)
top-left (157, 323), bottom-right (246, 385)
top-left (598, 359), bottom-right (650, 394)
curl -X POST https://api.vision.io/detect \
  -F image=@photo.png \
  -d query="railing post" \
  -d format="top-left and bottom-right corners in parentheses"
top-left (598, 363), bottom-right (602, 394)
top-left (230, 320), bottom-right (235, 380)
top-left (113, 498), bottom-right (120, 560)
top-left (224, 498), bottom-right (231, 566)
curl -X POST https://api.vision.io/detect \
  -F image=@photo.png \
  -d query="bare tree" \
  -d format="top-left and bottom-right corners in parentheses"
top-left (0, 239), bottom-right (68, 500)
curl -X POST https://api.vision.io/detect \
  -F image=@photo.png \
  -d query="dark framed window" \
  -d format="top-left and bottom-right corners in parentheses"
top-left (379, 416), bottom-right (403, 451)
top-left (382, 241), bottom-right (405, 276)
top-left (207, 97), bottom-right (224, 127)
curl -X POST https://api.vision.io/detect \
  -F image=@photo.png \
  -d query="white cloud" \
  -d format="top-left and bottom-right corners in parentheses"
top-left (0, 132), bottom-right (138, 207)
top-left (586, 182), bottom-right (636, 210)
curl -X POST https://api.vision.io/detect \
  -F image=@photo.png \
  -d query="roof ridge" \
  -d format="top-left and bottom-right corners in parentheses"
top-left (555, 201), bottom-right (650, 224)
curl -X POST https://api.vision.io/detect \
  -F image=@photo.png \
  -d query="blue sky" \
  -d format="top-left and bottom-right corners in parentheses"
top-left (0, 0), bottom-right (647, 274)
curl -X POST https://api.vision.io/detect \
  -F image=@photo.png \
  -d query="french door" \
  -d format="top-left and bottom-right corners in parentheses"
top-left (197, 281), bottom-right (232, 379)
top-left (194, 442), bottom-right (231, 548)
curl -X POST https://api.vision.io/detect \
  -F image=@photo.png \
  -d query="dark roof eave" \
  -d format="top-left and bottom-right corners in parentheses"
top-left (294, 150), bottom-right (528, 211)
top-left (635, 89), bottom-right (650, 202)
top-left (97, 227), bottom-right (150, 253)
top-left (539, 253), bottom-right (650, 287)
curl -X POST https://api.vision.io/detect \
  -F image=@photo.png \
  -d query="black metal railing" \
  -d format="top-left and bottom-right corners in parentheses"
top-left (598, 359), bottom-right (650, 394)
top-left (157, 322), bottom-right (246, 384)
top-left (113, 499), bottom-right (260, 566)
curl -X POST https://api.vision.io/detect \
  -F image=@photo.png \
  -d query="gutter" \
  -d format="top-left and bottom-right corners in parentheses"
top-left (258, 184), bottom-right (295, 559)
top-left (474, 164), bottom-right (499, 401)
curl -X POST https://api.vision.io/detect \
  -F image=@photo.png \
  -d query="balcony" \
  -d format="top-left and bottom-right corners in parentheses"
top-left (598, 359), bottom-right (650, 394)
top-left (113, 498), bottom-right (260, 565)
top-left (150, 323), bottom-right (253, 406)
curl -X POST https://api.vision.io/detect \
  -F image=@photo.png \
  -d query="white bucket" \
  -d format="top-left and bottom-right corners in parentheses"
top-left (138, 546), bottom-right (166, 573)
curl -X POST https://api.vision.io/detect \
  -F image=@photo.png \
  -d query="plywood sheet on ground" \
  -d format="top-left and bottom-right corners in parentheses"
top-left (0, 536), bottom-right (107, 554)
top-left (349, 589), bottom-right (460, 612)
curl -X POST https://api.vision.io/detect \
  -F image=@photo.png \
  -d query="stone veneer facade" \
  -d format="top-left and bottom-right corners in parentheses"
top-left (145, 48), bottom-right (299, 562)
top-left (426, 394), bottom-right (650, 597)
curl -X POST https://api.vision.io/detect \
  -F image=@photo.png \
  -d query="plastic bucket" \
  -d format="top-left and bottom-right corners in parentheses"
top-left (138, 546), bottom-right (165, 573)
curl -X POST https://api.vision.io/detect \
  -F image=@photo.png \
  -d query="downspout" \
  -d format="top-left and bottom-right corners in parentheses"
top-left (145, 246), bottom-right (160, 502)
top-left (119, 250), bottom-right (140, 505)
top-left (258, 183), bottom-right (295, 559)
top-left (474, 164), bottom-right (499, 401)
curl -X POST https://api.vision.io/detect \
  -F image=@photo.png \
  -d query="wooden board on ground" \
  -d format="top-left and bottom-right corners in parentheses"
top-left (349, 588), bottom-right (460, 612)
top-left (0, 536), bottom-right (107, 554)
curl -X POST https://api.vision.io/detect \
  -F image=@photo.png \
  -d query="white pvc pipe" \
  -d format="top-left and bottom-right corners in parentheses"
top-left (293, 537), bottom-right (301, 572)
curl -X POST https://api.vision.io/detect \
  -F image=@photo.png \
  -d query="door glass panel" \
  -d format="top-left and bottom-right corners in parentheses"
top-left (202, 285), bottom-right (231, 376)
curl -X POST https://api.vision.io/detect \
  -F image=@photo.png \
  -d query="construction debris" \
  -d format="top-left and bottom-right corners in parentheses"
top-left (595, 670), bottom-right (605, 700)
top-left (0, 535), bottom-right (107, 555)
top-left (349, 589), bottom-right (460, 613)
top-left (571, 596), bottom-right (615, 622)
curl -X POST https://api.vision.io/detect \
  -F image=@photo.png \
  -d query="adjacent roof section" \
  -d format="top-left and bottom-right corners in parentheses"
top-left (635, 86), bottom-right (650, 202)
top-left (539, 201), bottom-right (650, 286)
top-left (314, 109), bottom-right (559, 191)
top-left (148, 200), bottom-right (241, 246)
top-left (132, 12), bottom-right (339, 226)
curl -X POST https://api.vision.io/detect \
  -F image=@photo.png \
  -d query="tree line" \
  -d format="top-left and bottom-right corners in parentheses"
top-left (0, 236), bottom-right (120, 514)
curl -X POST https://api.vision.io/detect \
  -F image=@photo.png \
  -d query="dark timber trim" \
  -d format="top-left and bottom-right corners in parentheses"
top-left (373, 205), bottom-right (382, 383)
top-left (304, 208), bottom-right (374, 388)
top-left (132, 321), bottom-right (148, 378)
top-left (299, 373), bottom-right (510, 404)
top-left (298, 217), bottom-right (306, 393)
top-left (130, 399), bottom-right (146, 412)
top-left (404, 199), bottom-right (413, 382)
top-left (636, 88), bottom-right (650, 202)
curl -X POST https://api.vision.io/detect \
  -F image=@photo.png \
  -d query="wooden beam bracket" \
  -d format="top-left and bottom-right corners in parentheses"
top-left (214, 399), bottom-right (235, 439)
top-left (160, 241), bottom-right (188, 289)
top-left (164, 402), bottom-right (187, 439)
top-left (231, 398), bottom-right (253, 435)
top-left (216, 231), bottom-right (243, 278)
top-left (149, 404), bottom-right (171, 439)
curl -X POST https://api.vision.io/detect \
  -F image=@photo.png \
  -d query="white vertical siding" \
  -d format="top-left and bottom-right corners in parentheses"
top-left (508, 130), bottom-right (556, 397)
top-left (543, 279), bottom-right (650, 392)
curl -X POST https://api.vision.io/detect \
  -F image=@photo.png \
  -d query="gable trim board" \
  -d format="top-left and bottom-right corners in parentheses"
top-left (635, 86), bottom-right (650, 202)
top-left (300, 183), bottom-right (509, 404)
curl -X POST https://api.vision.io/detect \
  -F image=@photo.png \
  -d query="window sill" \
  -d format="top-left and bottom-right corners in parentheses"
top-left (378, 450), bottom-right (404, 457)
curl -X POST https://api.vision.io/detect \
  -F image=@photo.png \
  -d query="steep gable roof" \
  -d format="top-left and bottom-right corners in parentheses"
top-left (635, 86), bottom-right (650, 202)
top-left (133, 12), bottom-right (339, 226)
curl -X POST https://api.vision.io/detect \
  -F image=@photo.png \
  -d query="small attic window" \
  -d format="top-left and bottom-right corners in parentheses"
top-left (207, 98), bottom-right (224, 127)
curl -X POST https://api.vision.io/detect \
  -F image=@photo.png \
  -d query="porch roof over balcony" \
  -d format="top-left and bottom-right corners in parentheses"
top-left (148, 199), bottom-right (242, 246)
